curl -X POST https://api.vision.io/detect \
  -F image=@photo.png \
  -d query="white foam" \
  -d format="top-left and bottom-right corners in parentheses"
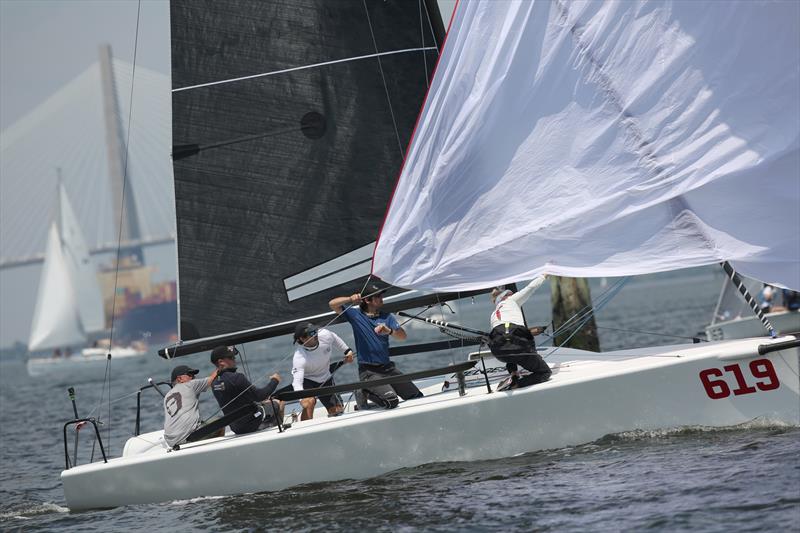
top-left (0, 502), bottom-right (69, 520)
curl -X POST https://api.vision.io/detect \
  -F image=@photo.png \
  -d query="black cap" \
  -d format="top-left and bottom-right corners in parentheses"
top-left (362, 283), bottom-right (388, 299)
top-left (210, 345), bottom-right (239, 364)
top-left (293, 323), bottom-right (318, 343)
top-left (171, 365), bottom-right (199, 382)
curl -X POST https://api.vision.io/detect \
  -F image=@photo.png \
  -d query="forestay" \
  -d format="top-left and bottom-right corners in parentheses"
top-left (373, 0), bottom-right (800, 291)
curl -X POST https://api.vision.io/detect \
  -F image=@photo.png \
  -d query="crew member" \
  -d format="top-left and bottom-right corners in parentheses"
top-left (292, 323), bottom-right (355, 420)
top-left (489, 275), bottom-right (552, 389)
top-left (329, 282), bottom-right (423, 409)
top-left (163, 364), bottom-right (219, 447)
top-left (210, 345), bottom-right (283, 434)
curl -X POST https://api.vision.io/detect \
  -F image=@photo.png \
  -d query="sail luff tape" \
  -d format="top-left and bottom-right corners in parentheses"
top-left (173, 47), bottom-right (438, 93)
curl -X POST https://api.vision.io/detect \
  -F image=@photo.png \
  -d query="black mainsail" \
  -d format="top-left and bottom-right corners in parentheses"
top-left (164, 0), bottom-right (446, 355)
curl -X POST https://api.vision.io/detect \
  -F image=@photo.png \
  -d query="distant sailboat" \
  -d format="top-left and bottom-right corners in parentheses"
top-left (27, 179), bottom-right (145, 376)
top-left (706, 273), bottom-right (800, 341)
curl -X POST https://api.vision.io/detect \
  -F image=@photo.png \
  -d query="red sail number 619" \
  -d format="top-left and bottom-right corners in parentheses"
top-left (698, 359), bottom-right (780, 400)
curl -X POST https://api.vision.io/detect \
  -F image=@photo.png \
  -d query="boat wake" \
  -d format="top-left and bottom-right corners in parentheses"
top-left (0, 502), bottom-right (69, 520)
top-left (169, 494), bottom-right (228, 506)
top-left (594, 417), bottom-right (797, 444)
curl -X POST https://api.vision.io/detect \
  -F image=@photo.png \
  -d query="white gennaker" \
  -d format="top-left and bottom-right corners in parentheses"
top-left (62, 335), bottom-right (799, 511)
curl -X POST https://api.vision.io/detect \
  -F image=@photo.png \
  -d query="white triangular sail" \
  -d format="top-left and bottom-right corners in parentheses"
top-left (28, 223), bottom-right (85, 351)
top-left (373, 0), bottom-right (800, 291)
top-left (28, 183), bottom-right (106, 351)
top-left (57, 182), bottom-right (104, 333)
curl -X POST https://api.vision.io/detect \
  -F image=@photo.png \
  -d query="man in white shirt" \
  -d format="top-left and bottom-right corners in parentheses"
top-left (292, 323), bottom-right (355, 420)
top-left (488, 275), bottom-right (552, 390)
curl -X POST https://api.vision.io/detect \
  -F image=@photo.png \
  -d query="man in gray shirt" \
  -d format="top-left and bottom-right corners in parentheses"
top-left (163, 364), bottom-right (219, 447)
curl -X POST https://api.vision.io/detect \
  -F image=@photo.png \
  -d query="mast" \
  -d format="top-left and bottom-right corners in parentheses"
top-left (98, 43), bottom-right (142, 262)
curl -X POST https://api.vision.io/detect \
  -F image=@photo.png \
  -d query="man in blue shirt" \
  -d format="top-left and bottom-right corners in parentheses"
top-left (330, 283), bottom-right (423, 409)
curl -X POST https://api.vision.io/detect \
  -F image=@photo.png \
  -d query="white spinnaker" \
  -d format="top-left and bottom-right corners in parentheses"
top-left (58, 183), bottom-right (105, 333)
top-left (373, 0), bottom-right (800, 291)
top-left (28, 223), bottom-right (85, 351)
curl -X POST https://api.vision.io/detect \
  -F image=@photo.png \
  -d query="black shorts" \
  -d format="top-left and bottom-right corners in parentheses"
top-left (303, 377), bottom-right (343, 410)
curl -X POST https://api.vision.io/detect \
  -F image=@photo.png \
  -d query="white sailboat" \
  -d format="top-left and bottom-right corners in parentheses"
top-left (27, 181), bottom-right (145, 377)
top-left (61, 0), bottom-right (798, 511)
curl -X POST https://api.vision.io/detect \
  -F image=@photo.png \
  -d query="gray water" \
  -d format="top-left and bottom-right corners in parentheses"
top-left (1, 268), bottom-right (798, 531)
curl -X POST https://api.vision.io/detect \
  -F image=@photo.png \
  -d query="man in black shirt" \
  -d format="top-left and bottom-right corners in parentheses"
top-left (210, 345), bottom-right (283, 434)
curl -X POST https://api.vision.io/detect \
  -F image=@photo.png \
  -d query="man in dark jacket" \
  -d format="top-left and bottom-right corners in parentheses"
top-left (210, 345), bottom-right (283, 434)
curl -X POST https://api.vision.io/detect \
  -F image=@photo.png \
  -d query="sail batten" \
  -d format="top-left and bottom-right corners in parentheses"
top-left (373, 0), bottom-right (800, 291)
top-left (173, 47), bottom-right (439, 93)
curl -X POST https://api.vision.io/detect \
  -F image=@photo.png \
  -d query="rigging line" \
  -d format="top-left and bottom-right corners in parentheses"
top-left (397, 304), bottom-right (435, 329)
top-left (558, 277), bottom-right (627, 332)
top-left (548, 287), bottom-right (606, 337)
top-left (720, 261), bottom-right (776, 337)
top-left (419, 0), bottom-right (430, 87)
top-left (550, 279), bottom-right (627, 340)
top-left (84, 387), bottom-right (143, 418)
top-left (543, 278), bottom-right (629, 357)
top-left (172, 47), bottom-right (437, 93)
top-left (547, 308), bottom-right (597, 356)
top-left (103, 0), bottom-right (142, 454)
top-left (203, 279), bottom-right (383, 421)
top-left (106, 359), bottom-right (112, 453)
top-left (362, 0), bottom-right (405, 158)
top-left (549, 277), bottom-right (629, 339)
top-left (239, 342), bottom-right (253, 380)
top-left (595, 325), bottom-right (706, 343)
top-left (423, 0), bottom-right (441, 52)
top-left (108, 0), bottom-right (142, 349)
top-left (90, 356), bottom-right (111, 432)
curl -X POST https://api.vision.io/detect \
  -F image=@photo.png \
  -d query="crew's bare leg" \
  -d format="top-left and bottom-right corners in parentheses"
top-left (300, 397), bottom-right (315, 420)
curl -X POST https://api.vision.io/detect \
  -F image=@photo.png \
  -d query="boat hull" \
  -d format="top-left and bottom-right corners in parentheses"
top-left (62, 337), bottom-right (799, 511)
top-left (27, 346), bottom-right (147, 377)
top-left (705, 310), bottom-right (800, 341)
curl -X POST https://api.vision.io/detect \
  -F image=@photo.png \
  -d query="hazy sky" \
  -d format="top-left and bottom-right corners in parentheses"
top-left (0, 0), bottom-right (170, 130)
top-left (0, 0), bottom-right (455, 129)
top-left (0, 0), bottom-right (171, 348)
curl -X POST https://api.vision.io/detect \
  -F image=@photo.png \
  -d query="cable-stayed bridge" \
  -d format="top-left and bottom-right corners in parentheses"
top-left (1, 49), bottom-right (175, 269)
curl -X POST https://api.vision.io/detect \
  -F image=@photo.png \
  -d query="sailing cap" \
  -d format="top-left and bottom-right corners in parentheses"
top-left (492, 288), bottom-right (512, 303)
top-left (293, 323), bottom-right (318, 343)
top-left (362, 283), bottom-right (388, 299)
top-left (210, 345), bottom-right (239, 363)
top-left (171, 365), bottom-right (199, 382)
